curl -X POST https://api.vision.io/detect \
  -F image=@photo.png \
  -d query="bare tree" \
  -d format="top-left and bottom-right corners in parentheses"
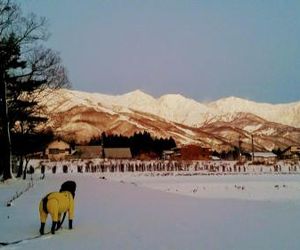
top-left (0, 0), bottom-right (69, 180)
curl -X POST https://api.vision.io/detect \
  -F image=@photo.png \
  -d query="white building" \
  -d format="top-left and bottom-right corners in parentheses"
top-left (45, 140), bottom-right (71, 161)
top-left (253, 152), bottom-right (277, 164)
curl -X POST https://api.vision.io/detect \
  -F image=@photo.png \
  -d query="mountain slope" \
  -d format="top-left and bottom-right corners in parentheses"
top-left (208, 96), bottom-right (300, 128)
top-left (42, 89), bottom-right (300, 127)
top-left (40, 89), bottom-right (300, 151)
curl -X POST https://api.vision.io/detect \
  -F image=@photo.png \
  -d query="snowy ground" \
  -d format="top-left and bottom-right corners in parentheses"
top-left (1, 171), bottom-right (300, 250)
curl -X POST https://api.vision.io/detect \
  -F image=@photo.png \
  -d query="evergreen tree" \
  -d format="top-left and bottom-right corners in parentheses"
top-left (92, 131), bottom-right (177, 158)
top-left (0, 34), bottom-right (23, 178)
top-left (272, 148), bottom-right (283, 159)
top-left (0, 1), bottom-right (69, 180)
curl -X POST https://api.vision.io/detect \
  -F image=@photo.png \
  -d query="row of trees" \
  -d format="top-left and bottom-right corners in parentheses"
top-left (212, 147), bottom-right (251, 161)
top-left (272, 148), bottom-right (284, 159)
top-left (0, 0), bottom-right (69, 180)
top-left (88, 131), bottom-right (177, 157)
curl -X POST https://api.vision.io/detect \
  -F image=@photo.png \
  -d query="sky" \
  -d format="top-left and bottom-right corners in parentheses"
top-left (18, 0), bottom-right (300, 103)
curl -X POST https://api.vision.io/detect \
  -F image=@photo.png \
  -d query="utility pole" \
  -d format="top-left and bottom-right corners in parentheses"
top-left (101, 132), bottom-right (105, 159)
top-left (238, 135), bottom-right (242, 161)
top-left (251, 134), bottom-right (254, 162)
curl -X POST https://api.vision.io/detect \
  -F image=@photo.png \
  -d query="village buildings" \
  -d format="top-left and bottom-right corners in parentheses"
top-left (282, 146), bottom-right (300, 160)
top-left (75, 146), bottom-right (103, 159)
top-left (42, 138), bottom-right (300, 165)
top-left (45, 139), bottom-right (71, 161)
top-left (103, 148), bottom-right (132, 159)
top-left (163, 145), bottom-right (211, 160)
top-left (252, 152), bottom-right (277, 165)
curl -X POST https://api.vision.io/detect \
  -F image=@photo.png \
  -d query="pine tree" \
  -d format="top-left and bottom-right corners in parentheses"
top-left (0, 33), bottom-right (25, 179)
top-left (0, 1), bottom-right (69, 180)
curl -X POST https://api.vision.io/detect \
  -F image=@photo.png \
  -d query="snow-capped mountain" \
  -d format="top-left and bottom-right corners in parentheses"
top-left (40, 88), bottom-right (300, 151)
top-left (207, 96), bottom-right (300, 128)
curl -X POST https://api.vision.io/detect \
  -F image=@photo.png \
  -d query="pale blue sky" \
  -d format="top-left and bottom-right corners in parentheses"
top-left (18, 0), bottom-right (300, 103)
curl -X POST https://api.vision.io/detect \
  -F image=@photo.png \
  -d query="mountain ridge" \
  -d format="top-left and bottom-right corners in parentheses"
top-left (39, 88), bottom-right (300, 151)
top-left (43, 88), bottom-right (300, 128)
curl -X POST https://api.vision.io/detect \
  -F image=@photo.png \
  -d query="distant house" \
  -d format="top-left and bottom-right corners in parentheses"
top-left (45, 140), bottom-right (71, 161)
top-left (282, 146), bottom-right (300, 160)
top-left (180, 145), bottom-right (211, 160)
top-left (253, 152), bottom-right (277, 164)
top-left (104, 148), bottom-right (132, 159)
top-left (162, 148), bottom-right (181, 160)
top-left (164, 145), bottom-right (211, 160)
top-left (75, 146), bottom-right (103, 159)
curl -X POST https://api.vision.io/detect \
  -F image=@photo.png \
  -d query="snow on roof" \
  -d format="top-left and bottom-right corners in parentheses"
top-left (254, 152), bottom-right (277, 158)
top-left (212, 156), bottom-right (221, 160)
top-left (104, 148), bottom-right (132, 159)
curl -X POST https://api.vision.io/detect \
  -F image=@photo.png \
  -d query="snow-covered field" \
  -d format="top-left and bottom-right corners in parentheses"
top-left (1, 171), bottom-right (300, 250)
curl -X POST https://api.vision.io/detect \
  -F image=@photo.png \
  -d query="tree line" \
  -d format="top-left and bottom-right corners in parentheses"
top-left (212, 147), bottom-right (251, 161)
top-left (88, 131), bottom-right (177, 158)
